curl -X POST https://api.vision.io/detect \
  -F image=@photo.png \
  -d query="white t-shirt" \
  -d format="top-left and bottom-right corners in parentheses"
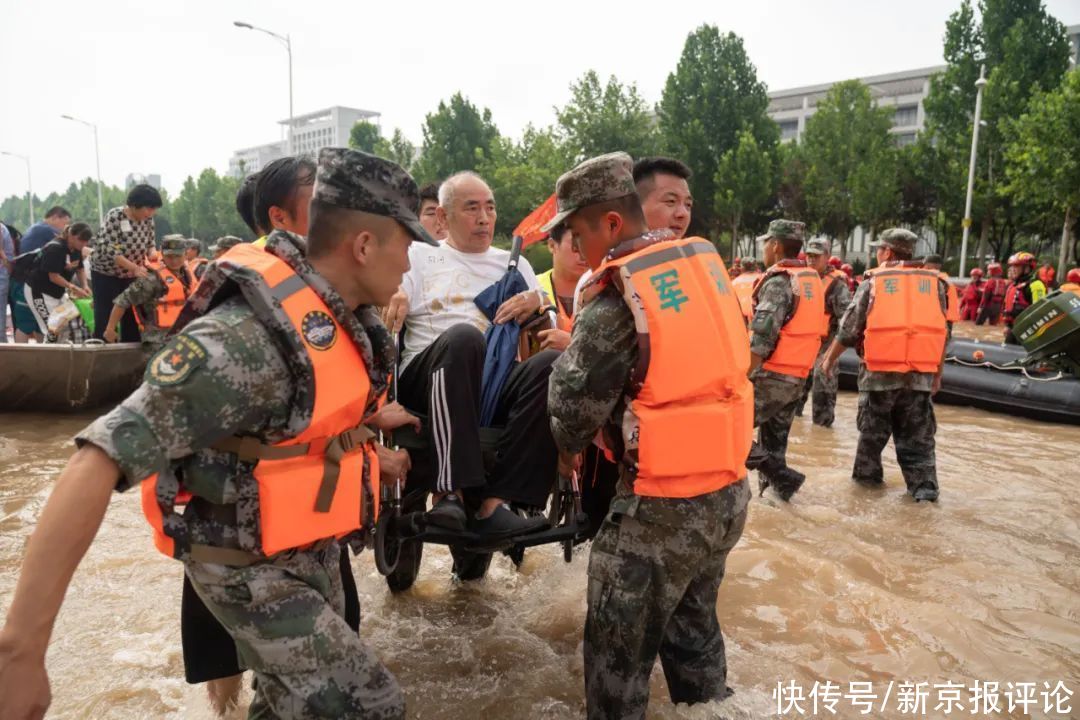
top-left (400, 241), bottom-right (539, 369)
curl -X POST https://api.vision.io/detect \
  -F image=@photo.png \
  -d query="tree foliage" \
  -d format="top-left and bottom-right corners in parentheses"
top-left (168, 168), bottom-right (249, 243)
top-left (555, 71), bottom-right (657, 160)
top-left (414, 93), bottom-right (500, 184)
top-left (659, 25), bottom-right (777, 236)
top-left (1003, 68), bottom-right (1080, 270)
top-left (348, 120), bottom-right (382, 154)
top-left (479, 125), bottom-right (576, 238)
top-left (713, 128), bottom-right (773, 260)
top-left (374, 128), bottom-right (417, 173)
top-left (801, 80), bottom-right (896, 257)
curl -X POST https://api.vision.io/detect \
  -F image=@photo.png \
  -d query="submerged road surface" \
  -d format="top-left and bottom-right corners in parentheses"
top-left (1, 393), bottom-right (1078, 719)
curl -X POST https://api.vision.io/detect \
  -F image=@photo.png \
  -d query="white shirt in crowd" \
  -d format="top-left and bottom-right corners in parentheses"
top-left (399, 241), bottom-right (539, 369)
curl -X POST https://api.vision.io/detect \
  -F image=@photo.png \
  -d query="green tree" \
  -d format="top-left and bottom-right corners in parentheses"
top-left (922, 0), bottom-right (1071, 264)
top-left (170, 169), bottom-right (247, 243)
top-left (374, 128), bottom-right (417, 173)
top-left (713, 128), bottom-right (773, 261)
top-left (414, 93), bottom-right (500, 183)
top-left (555, 71), bottom-right (657, 160)
top-left (801, 80), bottom-right (895, 258)
top-left (658, 25), bottom-right (777, 237)
top-left (774, 142), bottom-right (809, 223)
top-left (479, 125), bottom-right (575, 238)
top-left (348, 120), bottom-right (382, 153)
top-left (1003, 69), bottom-right (1080, 273)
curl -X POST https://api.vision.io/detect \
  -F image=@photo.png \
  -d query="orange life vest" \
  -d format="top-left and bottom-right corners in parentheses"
top-left (819, 268), bottom-right (848, 338)
top-left (939, 271), bottom-right (960, 323)
top-left (752, 263), bottom-right (825, 378)
top-left (586, 236), bottom-right (753, 498)
top-left (863, 266), bottom-right (947, 373)
top-left (154, 265), bottom-right (195, 329)
top-left (140, 244), bottom-right (381, 559)
top-left (145, 253), bottom-right (163, 271)
top-left (1061, 282), bottom-right (1080, 295)
top-left (187, 256), bottom-right (208, 277)
top-left (732, 271), bottom-right (762, 322)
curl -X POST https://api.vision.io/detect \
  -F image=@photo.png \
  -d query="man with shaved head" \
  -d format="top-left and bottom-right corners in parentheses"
top-left (384, 171), bottom-right (558, 548)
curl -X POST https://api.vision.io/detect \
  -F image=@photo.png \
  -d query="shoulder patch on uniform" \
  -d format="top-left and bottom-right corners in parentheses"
top-left (147, 335), bottom-right (209, 386)
top-left (301, 310), bottom-right (337, 351)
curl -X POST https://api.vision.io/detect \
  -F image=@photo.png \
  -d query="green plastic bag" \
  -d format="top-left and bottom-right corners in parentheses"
top-left (73, 297), bottom-right (95, 333)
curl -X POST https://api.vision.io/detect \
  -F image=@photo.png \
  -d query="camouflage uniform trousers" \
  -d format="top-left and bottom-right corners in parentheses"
top-left (584, 479), bottom-right (750, 720)
top-left (184, 542), bottom-right (404, 720)
top-left (753, 375), bottom-right (804, 471)
top-left (796, 340), bottom-right (840, 427)
top-left (854, 389), bottom-right (939, 495)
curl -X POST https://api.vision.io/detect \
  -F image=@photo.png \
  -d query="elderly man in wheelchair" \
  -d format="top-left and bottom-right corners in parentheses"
top-left (380, 171), bottom-right (581, 584)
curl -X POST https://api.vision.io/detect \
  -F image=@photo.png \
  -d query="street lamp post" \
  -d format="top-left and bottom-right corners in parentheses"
top-left (0, 151), bottom-right (33, 225)
top-left (61, 114), bottom-right (105, 229)
top-left (959, 64), bottom-right (987, 278)
top-left (234, 21), bottom-right (294, 156)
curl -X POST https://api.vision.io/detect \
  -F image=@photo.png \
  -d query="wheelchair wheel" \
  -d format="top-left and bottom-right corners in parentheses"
top-left (374, 513), bottom-right (400, 576)
top-left (451, 546), bottom-right (493, 581)
top-left (385, 537), bottom-right (423, 593)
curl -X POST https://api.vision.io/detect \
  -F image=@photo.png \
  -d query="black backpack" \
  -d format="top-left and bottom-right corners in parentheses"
top-left (9, 248), bottom-right (42, 284)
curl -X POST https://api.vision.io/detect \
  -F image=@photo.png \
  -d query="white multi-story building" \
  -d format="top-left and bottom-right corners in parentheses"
top-left (768, 22), bottom-right (1079, 146)
top-left (125, 173), bottom-right (162, 190)
top-left (228, 106), bottom-right (381, 178)
top-left (767, 65), bottom-right (944, 146)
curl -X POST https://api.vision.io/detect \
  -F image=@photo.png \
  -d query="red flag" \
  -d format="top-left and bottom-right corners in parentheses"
top-left (513, 194), bottom-right (558, 247)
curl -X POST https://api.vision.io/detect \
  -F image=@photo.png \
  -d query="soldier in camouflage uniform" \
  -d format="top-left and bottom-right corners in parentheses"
top-left (546, 153), bottom-right (751, 720)
top-left (795, 238), bottom-right (852, 427)
top-left (211, 234), bottom-right (244, 259)
top-left (103, 235), bottom-right (194, 348)
top-left (748, 219), bottom-right (816, 501)
top-left (0, 147), bottom-right (438, 719)
top-left (820, 228), bottom-right (949, 502)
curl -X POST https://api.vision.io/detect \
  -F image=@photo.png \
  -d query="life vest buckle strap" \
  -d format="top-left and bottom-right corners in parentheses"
top-left (313, 425), bottom-right (375, 514)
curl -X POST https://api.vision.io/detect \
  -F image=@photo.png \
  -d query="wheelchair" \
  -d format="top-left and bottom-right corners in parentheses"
top-left (371, 310), bottom-right (591, 593)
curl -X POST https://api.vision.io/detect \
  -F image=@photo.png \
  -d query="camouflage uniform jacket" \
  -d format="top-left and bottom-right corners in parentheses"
top-left (835, 261), bottom-right (951, 392)
top-left (822, 269), bottom-right (852, 342)
top-left (113, 268), bottom-right (191, 346)
top-left (77, 230), bottom-right (396, 555)
top-left (749, 262), bottom-right (804, 385)
top-left (548, 231), bottom-right (679, 463)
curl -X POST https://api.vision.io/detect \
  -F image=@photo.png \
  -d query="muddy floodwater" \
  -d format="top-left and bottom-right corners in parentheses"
top-left (2, 385), bottom-right (1078, 719)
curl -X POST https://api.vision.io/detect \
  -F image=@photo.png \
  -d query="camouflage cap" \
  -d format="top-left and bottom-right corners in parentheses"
top-left (541, 152), bottom-right (637, 233)
top-left (314, 147), bottom-right (436, 246)
top-left (210, 235), bottom-right (243, 253)
top-left (761, 219), bottom-right (805, 242)
top-left (805, 237), bottom-right (831, 256)
top-left (185, 238), bottom-right (202, 250)
top-left (160, 236), bottom-right (187, 256)
top-left (871, 227), bottom-right (918, 254)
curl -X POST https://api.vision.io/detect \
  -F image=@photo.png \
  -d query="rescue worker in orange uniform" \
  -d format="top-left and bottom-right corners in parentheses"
top-left (976, 261), bottom-right (1007, 325)
top-left (1061, 268), bottom-right (1080, 295)
top-left (795, 238), bottom-right (851, 427)
top-left (103, 235), bottom-right (196, 348)
top-left (961, 268), bottom-right (985, 321)
top-left (0, 148), bottom-right (438, 720)
top-left (547, 152), bottom-right (752, 720)
top-left (821, 228), bottom-right (949, 502)
top-left (1003, 252), bottom-right (1048, 344)
top-left (748, 219), bottom-right (825, 501)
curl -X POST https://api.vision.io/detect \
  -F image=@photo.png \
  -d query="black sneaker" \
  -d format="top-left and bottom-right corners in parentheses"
top-left (472, 503), bottom-right (548, 539)
top-left (426, 494), bottom-right (467, 532)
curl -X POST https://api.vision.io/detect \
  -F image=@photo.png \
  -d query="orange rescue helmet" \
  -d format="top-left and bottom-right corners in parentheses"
top-left (970, 268), bottom-right (983, 278)
top-left (841, 263), bottom-right (854, 276)
top-left (828, 256), bottom-right (842, 269)
top-left (1008, 252), bottom-right (1036, 268)
top-left (987, 262), bottom-right (1003, 276)
top-left (1067, 268), bottom-right (1080, 284)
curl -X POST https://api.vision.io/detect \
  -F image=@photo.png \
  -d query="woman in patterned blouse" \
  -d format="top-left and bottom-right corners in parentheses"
top-left (90, 183), bottom-right (162, 341)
